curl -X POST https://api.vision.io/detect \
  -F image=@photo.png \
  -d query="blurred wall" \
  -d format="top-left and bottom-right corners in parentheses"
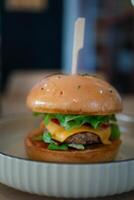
top-left (1, 0), bottom-right (62, 92)
top-left (62, 0), bottom-right (98, 73)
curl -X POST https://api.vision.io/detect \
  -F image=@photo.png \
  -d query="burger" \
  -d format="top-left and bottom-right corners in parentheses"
top-left (25, 74), bottom-right (123, 163)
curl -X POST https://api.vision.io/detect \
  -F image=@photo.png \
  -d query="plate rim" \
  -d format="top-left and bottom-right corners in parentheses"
top-left (0, 150), bottom-right (134, 166)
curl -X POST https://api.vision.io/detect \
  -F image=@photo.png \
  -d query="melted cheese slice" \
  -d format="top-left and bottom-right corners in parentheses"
top-left (46, 121), bottom-right (111, 145)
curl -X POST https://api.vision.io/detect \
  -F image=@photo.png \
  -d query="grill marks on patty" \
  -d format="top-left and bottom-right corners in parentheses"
top-left (65, 132), bottom-right (100, 145)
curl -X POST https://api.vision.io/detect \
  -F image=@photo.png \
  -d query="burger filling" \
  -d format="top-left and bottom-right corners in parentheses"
top-left (33, 113), bottom-right (121, 150)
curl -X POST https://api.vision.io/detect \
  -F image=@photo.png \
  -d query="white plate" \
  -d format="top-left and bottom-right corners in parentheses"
top-left (0, 114), bottom-right (134, 198)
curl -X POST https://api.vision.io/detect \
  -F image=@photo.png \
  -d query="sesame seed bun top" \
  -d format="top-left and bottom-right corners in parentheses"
top-left (26, 74), bottom-right (123, 115)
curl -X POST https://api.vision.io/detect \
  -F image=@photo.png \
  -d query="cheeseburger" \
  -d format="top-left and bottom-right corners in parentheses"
top-left (25, 74), bottom-right (123, 163)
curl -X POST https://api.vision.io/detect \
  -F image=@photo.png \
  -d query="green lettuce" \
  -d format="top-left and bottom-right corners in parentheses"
top-left (48, 143), bottom-right (68, 150)
top-left (42, 132), bottom-right (55, 144)
top-left (110, 124), bottom-right (121, 139)
top-left (44, 113), bottom-right (115, 130)
top-left (33, 113), bottom-right (121, 147)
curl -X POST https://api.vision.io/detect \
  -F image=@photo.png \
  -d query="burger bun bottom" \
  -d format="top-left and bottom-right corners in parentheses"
top-left (25, 128), bottom-right (121, 163)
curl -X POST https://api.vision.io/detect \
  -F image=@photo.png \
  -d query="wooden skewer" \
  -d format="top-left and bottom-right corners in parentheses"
top-left (71, 18), bottom-right (85, 74)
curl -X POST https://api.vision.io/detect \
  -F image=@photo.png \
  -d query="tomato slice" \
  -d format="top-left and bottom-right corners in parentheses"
top-left (101, 124), bottom-right (109, 129)
top-left (51, 118), bottom-right (60, 124)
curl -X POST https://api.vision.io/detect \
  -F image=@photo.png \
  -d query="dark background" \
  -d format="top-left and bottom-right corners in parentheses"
top-left (0, 0), bottom-right (63, 92)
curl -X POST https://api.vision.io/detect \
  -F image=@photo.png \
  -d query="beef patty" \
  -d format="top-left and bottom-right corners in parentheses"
top-left (65, 132), bottom-right (100, 145)
top-left (43, 124), bottom-right (100, 145)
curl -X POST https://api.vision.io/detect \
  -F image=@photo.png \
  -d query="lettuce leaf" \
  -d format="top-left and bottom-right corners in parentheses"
top-left (110, 124), bottom-right (121, 139)
top-left (34, 113), bottom-right (121, 141)
top-left (42, 132), bottom-right (54, 143)
top-left (44, 113), bottom-right (116, 130)
top-left (48, 143), bottom-right (68, 150)
top-left (48, 143), bottom-right (84, 151)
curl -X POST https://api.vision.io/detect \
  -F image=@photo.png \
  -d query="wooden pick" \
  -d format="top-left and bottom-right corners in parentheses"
top-left (71, 18), bottom-right (85, 74)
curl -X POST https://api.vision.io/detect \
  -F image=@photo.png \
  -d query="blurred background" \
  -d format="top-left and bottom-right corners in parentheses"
top-left (0, 0), bottom-right (134, 115)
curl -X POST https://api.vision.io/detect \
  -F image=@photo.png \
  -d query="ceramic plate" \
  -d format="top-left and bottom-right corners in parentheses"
top-left (0, 114), bottom-right (134, 198)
